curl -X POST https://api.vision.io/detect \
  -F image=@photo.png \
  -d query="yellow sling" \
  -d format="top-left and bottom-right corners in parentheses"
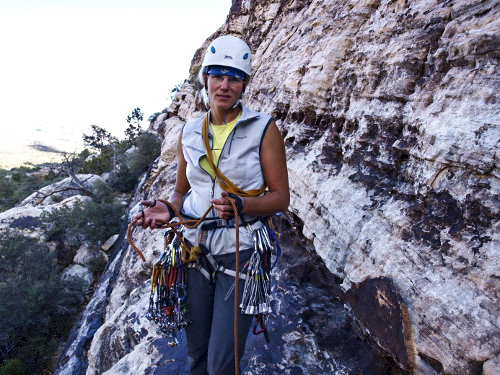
top-left (202, 114), bottom-right (266, 197)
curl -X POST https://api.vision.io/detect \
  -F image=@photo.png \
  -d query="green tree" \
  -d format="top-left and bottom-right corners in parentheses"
top-left (82, 125), bottom-right (116, 152)
top-left (124, 107), bottom-right (144, 143)
top-left (110, 132), bottom-right (161, 192)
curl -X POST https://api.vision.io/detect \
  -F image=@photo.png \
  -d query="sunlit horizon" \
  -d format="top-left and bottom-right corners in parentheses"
top-left (0, 0), bottom-right (231, 169)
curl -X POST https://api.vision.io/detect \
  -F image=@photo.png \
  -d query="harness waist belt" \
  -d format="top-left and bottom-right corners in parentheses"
top-left (183, 239), bottom-right (248, 281)
top-left (182, 214), bottom-right (260, 230)
top-left (185, 259), bottom-right (247, 281)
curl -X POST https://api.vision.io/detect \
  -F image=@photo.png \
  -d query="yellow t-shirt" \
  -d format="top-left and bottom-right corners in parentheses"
top-left (200, 112), bottom-right (241, 178)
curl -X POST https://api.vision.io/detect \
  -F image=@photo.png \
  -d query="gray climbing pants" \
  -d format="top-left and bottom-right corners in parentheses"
top-left (185, 249), bottom-right (254, 375)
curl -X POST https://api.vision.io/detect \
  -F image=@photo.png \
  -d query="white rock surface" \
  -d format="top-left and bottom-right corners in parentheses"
top-left (61, 264), bottom-right (93, 290)
top-left (21, 174), bottom-right (104, 206)
top-left (73, 243), bottom-right (108, 267)
top-left (56, 1), bottom-right (500, 374)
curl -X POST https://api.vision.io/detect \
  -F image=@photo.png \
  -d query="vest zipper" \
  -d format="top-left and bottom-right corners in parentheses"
top-left (210, 179), bottom-right (216, 217)
top-left (228, 129), bottom-right (236, 155)
top-left (206, 119), bottom-right (239, 217)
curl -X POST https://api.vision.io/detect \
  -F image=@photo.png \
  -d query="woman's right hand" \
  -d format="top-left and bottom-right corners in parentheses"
top-left (134, 200), bottom-right (172, 229)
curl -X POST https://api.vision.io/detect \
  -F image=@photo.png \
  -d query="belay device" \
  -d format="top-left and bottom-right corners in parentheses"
top-left (146, 227), bottom-right (190, 347)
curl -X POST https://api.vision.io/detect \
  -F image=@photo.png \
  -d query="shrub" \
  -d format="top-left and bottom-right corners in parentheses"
top-left (0, 173), bottom-right (16, 210)
top-left (0, 232), bottom-right (83, 373)
top-left (0, 166), bottom-right (62, 211)
top-left (80, 147), bottom-right (114, 175)
top-left (110, 132), bottom-right (161, 192)
top-left (42, 197), bottom-right (124, 246)
top-left (0, 359), bottom-right (24, 375)
top-left (88, 254), bottom-right (108, 275)
top-left (135, 132), bottom-right (162, 167)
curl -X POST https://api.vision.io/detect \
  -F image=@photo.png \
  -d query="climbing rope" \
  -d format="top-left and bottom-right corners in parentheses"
top-left (127, 197), bottom-right (243, 375)
top-left (127, 199), bottom-right (212, 262)
top-left (126, 112), bottom-right (274, 373)
top-left (201, 114), bottom-right (266, 198)
top-left (231, 198), bottom-right (240, 375)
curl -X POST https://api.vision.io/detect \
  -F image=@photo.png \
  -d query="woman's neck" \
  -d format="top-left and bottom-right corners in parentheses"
top-left (210, 104), bottom-right (241, 125)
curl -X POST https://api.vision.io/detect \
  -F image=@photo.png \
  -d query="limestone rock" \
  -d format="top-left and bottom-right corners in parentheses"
top-left (55, 1), bottom-right (499, 374)
top-left (0, 204), bottom-right (47, 238)
top-left (101, 234), bottom-right (119, 252)
top-left (0, 194), bottom-right (91, 240)
top-left (483, 354), bottom-right (500, 375)
top-left (21, 174), bottom-right (104, 206)
top-left (61, 264), bottom-right (93, 290)
top-left (73, 243), bottom-right (108, 268)
top-left (86, 285), bottom-right (157, 375)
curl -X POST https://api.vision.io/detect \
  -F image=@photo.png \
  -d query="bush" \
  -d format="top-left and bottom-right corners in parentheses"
top-left (88, 254), bottom-right (108, 275)
top-left (110, 132), bottom-right (161, 192)
top-left (0, 173), bottom-right (16, 210)
top-left (80, 147), bottom-right (114, 175)
top-left (0, 166), bottom-right (62, 211)
top-left (42, 197), bottom-right (124, 247)
top-left (0, 359), bottom-right (24, 375)
top-left (0, 232), bottom-right (84, 373)
top-left (135, 132), bottom-right (162, 167)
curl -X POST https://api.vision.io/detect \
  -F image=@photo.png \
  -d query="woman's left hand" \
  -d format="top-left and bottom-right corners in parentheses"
top-left (210, 192), bottom-right (242, 219)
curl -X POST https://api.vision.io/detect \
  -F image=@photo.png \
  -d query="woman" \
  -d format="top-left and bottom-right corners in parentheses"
top-left (136, 35), bottom-right (289, 375)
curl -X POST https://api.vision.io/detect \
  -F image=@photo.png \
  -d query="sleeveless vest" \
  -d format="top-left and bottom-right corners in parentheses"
top-left (181, 104), bottom-right (273, 255)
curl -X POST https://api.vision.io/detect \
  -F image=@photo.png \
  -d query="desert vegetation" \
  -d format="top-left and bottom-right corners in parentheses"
top-left (0, 108), bottom-right (161, 374)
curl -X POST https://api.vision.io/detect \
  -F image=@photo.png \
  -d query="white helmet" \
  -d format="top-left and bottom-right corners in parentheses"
top-left (201, 35), bottom-right (252, 77)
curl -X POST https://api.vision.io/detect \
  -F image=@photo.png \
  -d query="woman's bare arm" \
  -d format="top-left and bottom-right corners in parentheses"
top-left (211, 121), bottom-right (289, 218)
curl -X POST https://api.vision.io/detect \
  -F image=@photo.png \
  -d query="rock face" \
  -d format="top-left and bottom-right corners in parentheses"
top-left (0, 174), bottom-right (116, 367)
top-left (62, 264), bottom-right (94, 290)
top-left (21, 174), bottom-right (105, 206)
top-left (55, 1), bottom-right (499, 375)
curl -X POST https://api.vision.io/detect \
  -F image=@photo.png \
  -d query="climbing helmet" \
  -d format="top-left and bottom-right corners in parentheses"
top-left (201, 35), bottom-right (252, 78)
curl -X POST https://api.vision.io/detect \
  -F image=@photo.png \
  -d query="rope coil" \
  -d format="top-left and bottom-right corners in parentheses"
top-left (127, 198), bottom-right (243, 375)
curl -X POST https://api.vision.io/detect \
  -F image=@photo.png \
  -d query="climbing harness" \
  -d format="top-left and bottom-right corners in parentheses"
top-left (127, 198), bottom-right (244, 374)
top-left (126, 112), bottom-right (281, 374)
top-left (127, 200), bottom-right (281, 374)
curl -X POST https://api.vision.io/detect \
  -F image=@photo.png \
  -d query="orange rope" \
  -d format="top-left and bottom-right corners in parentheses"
top-left (202, 114), bottom-right (266, 198)
top-left (229, 198), bottom-right (240, 375)
top-left (126, 199), bottom-right (212, 262)
top-left (126, 197), bottom-right (242, 375)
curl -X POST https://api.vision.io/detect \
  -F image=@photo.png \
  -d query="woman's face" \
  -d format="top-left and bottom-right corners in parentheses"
top-left (207, 74), bottom-right (245, 111)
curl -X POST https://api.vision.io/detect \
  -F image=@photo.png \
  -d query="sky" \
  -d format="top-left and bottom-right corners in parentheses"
top-left (0, 0), bottom-right (231, 168)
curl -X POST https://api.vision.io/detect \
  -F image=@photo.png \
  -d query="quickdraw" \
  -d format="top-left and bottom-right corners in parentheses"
top-left (127, 198), bottom-right (281, 374)
top-left (238, 225), bottom-right (280, 343)
top-left (145, 228), bottom-right (190, 347)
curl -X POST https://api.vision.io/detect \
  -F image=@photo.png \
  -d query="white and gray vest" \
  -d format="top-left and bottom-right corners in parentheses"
top-left (181, 104), bottom-right (273, 255)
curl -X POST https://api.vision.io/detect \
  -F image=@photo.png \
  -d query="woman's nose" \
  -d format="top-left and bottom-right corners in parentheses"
top-left (220, 77), bottom-right (230, 89)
